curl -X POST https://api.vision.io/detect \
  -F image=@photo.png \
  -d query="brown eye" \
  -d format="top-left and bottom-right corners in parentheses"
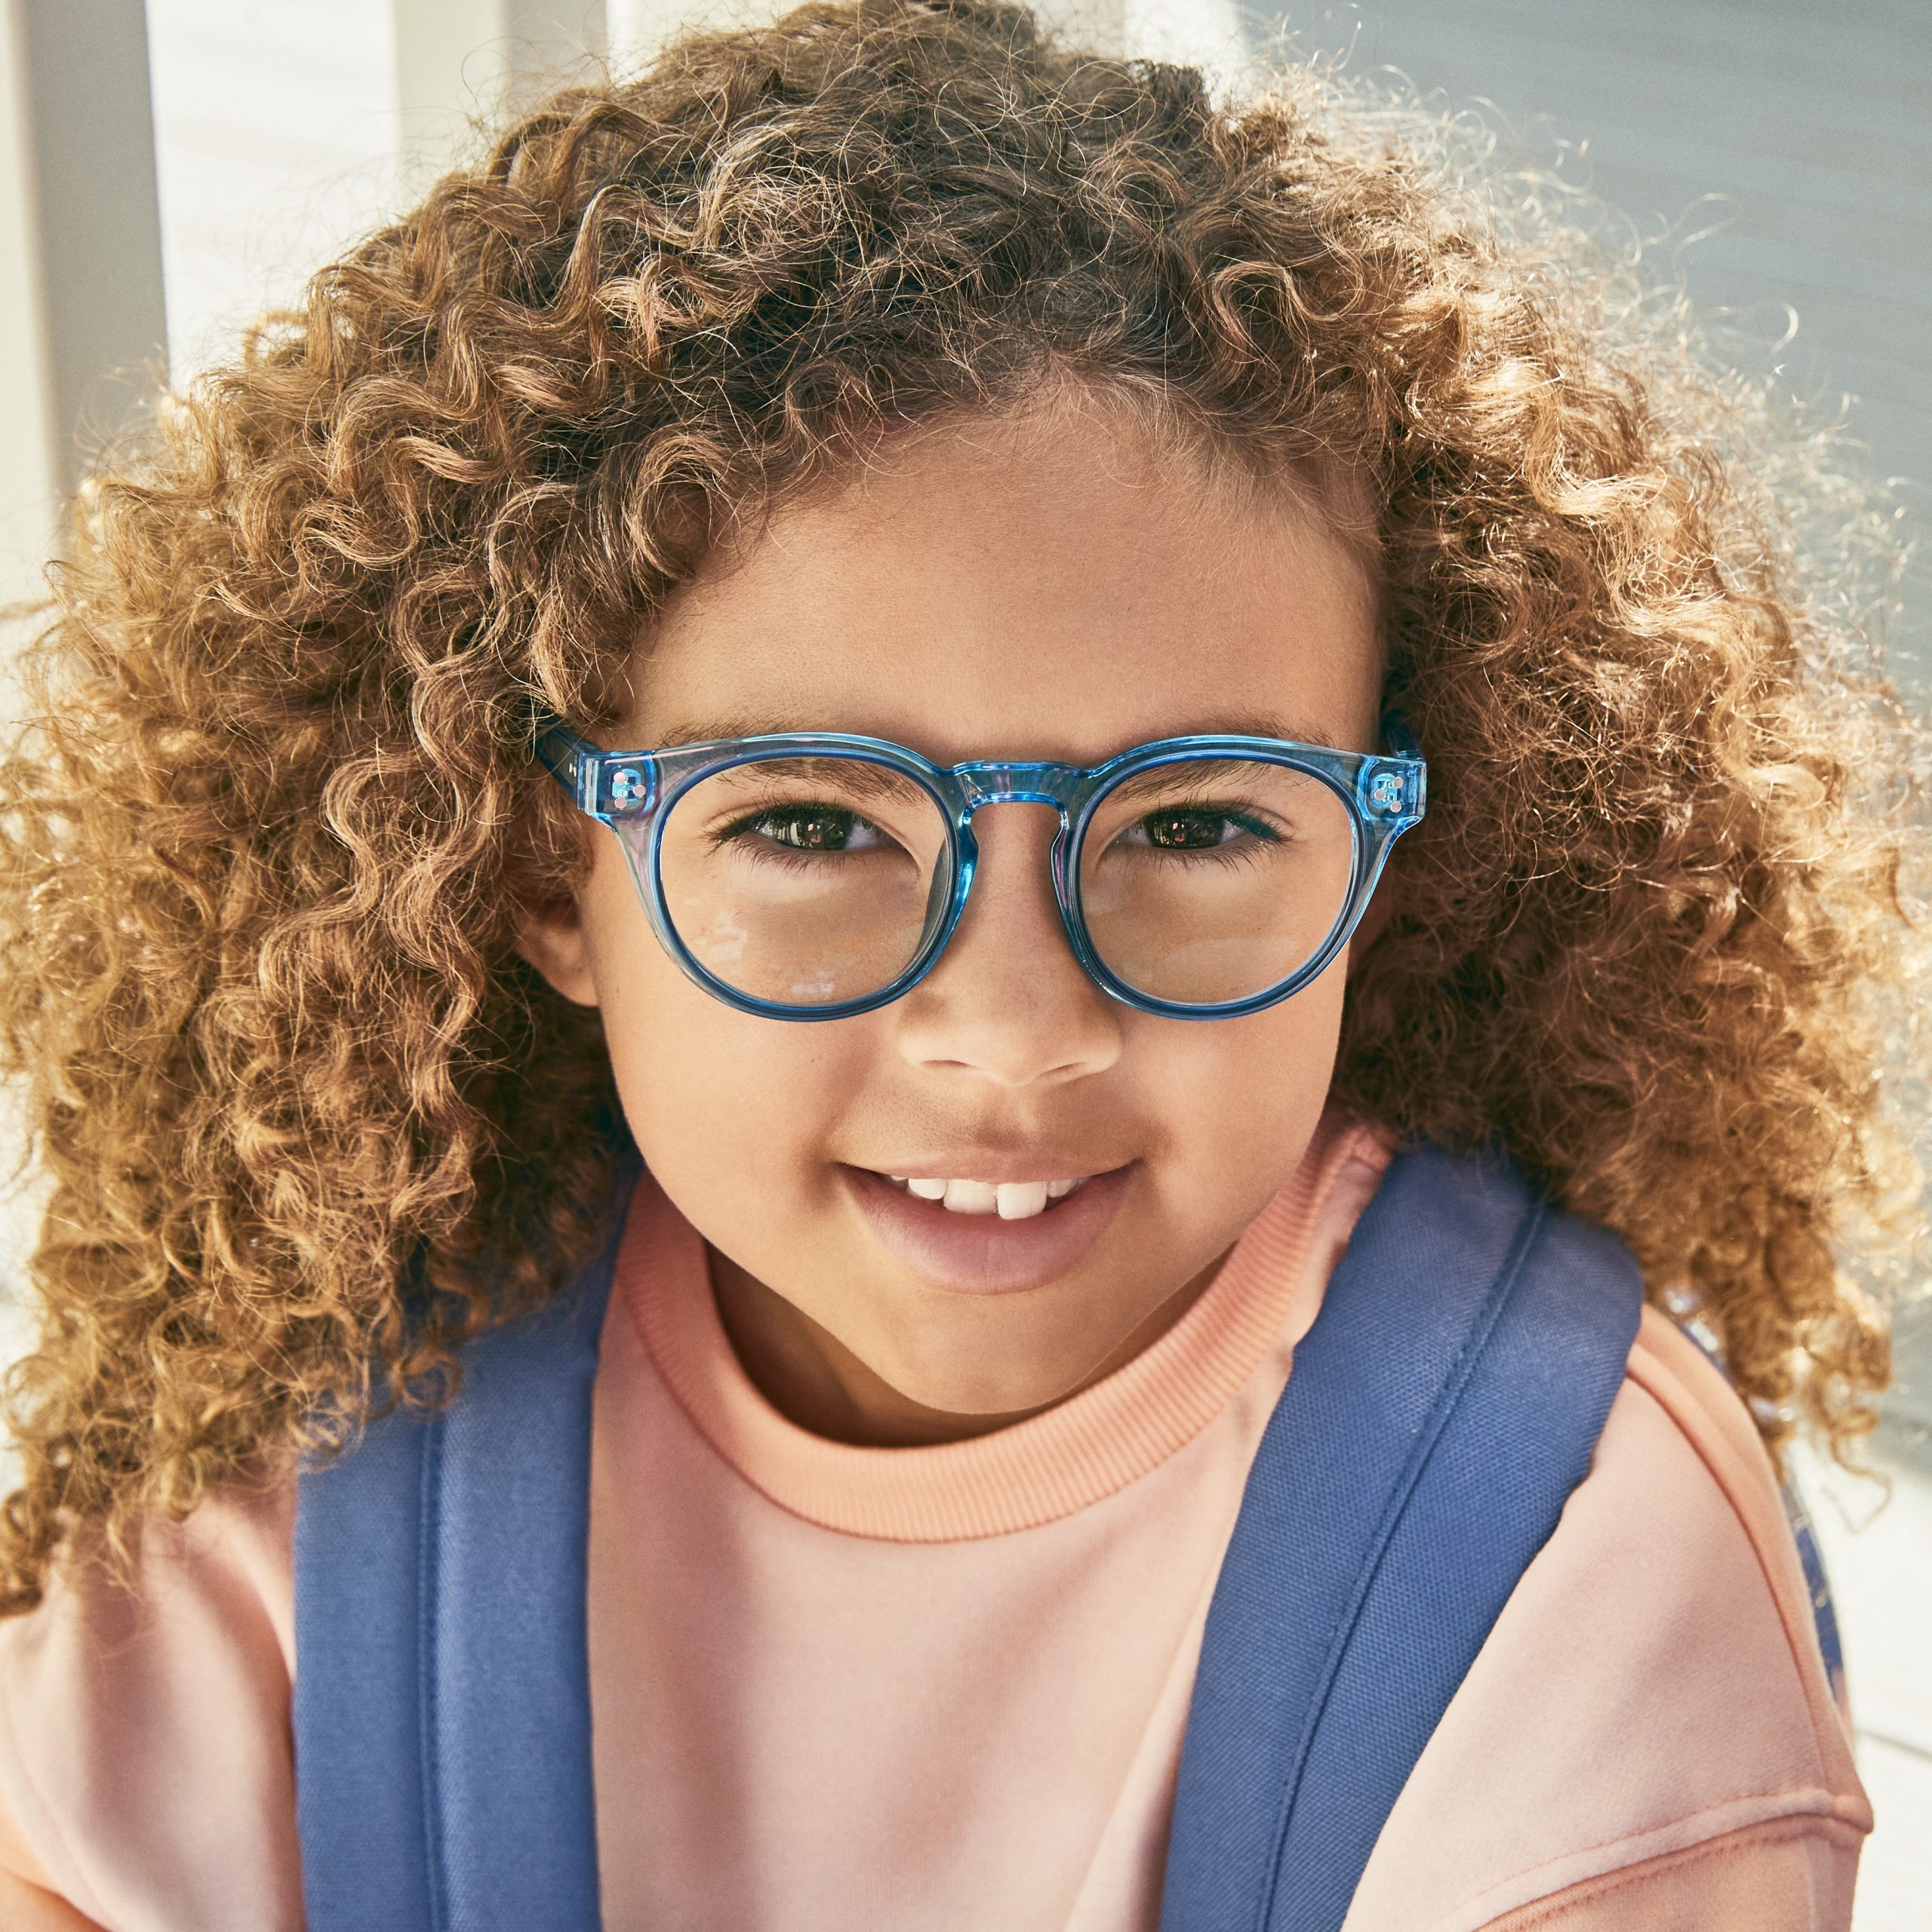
top-left (1140, 811), bottom-right (1235, 850)
top-left (1121, 808), bottom-right (1278, 852)
top-left (728, 805), bottom-right (889, 853)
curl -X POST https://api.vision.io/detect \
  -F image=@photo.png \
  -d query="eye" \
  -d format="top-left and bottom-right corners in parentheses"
top-left (730, 804), bottom-right (890, 852)
top-left (1120, 808), bottom-right (1279, 852)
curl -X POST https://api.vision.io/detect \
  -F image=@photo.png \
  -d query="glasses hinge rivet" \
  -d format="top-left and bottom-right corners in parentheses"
top-left (1367, 770), bottom-right (1405, 814)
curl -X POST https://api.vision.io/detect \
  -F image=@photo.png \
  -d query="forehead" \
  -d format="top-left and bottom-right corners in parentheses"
top-left (626, 406), bottom-right (1383, 761)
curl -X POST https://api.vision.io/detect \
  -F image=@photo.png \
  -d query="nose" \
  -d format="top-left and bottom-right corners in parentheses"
top-left (892, 802), bottom-right (1123, 1088)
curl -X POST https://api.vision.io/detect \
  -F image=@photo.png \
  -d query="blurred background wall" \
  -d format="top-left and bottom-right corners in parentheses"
top-left (0, 1), bottom-right (1925, 1920)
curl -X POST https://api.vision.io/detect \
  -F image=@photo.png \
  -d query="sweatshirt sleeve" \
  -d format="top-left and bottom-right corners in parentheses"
top-left (0, 1866), bottom-right (112, 1931)
top-left (1343, 1307), bottom-right (1871, 1932)
top-left (0, 1476), bottom-right (303, 1932)
top-left (1475, 1814), bottom-right (1863, 1930)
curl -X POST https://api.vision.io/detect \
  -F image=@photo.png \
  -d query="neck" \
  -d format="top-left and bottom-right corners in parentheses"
top-left (706, 1248), bottom-right (1223, 1447)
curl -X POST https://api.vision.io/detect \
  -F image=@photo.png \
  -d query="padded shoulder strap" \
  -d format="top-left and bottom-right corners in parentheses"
top-left (1160, 1141), bottom-right (1644, 1932)
top-left (293, 1201), bottom-right (628, 1932)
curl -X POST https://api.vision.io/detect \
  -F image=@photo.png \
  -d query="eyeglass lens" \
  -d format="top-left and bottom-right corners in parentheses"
top-left (626, 753), bottom-right (1357, 1011)
top-left (1075, 758), bottom-right (1356, 1006)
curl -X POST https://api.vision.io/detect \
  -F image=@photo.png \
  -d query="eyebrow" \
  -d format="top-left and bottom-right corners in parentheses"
top-left (1161, 712), bottom-right (1361, 749)
top-left (642, 711), bottom-right (1365, 757)
top-left (1103, 755), bottom-right (1338, 803)
top-left (694, 755), bottom-right (933, 805)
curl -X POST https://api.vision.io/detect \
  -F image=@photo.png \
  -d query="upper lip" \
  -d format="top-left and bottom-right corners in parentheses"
top-left (848, 1156), bottom-right (1133, 1184)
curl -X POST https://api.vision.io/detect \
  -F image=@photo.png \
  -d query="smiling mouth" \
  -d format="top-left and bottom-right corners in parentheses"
top-left (844, 1162), bottom-right (1132, 1294)
top-left (877, 1175), bottom-right (1088, 1220)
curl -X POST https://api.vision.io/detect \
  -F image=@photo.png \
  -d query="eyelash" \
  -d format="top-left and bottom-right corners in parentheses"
top-left (1112, 804), bottom-right (1287, 855)
top-left (715, 803), bottom-right (892, 854)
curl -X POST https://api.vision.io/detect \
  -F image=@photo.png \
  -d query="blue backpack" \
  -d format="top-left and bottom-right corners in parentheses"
top-left (292, 1141), bottom-right (1648, 1932)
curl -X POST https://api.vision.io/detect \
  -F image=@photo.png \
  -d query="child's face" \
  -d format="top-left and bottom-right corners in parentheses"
top-left (520, 404), bottom-right (1382, 1441)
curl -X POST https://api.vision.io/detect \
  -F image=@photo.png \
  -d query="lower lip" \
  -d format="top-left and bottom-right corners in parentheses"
top-left (842, 1164), bottom-right (1134, 1296)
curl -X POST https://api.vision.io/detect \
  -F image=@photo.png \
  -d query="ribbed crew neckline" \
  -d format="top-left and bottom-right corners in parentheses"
top-left (620, 1108), bottom-right (1382, 1543)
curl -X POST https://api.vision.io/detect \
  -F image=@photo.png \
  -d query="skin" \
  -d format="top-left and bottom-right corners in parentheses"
top-left (517, 399), bottom-right (1384, 1446)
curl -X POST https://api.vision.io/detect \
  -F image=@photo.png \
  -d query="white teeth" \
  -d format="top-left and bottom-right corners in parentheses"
top-left (996, 1181), bottom-right (1050, 1220)
top-left (890, 1174), bottom-right (1088, 1217)
top-left (943, 1179), bottom-right (1000, 1216)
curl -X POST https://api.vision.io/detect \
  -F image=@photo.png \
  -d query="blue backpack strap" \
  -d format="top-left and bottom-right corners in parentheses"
top-left (293, 1197), bottom-right (629, 1932)
top-left (1160, 1140), bottom-right (1644, 1932)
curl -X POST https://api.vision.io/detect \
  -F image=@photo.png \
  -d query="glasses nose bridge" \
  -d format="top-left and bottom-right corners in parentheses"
top-left (946, 764), bottom-right (1081, 966)
top-left (953, 761), bottom-right (1078, 827)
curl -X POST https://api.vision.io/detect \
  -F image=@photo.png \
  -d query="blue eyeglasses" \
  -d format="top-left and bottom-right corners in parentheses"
top-left (536, 721), bottom-right (1426, 1022)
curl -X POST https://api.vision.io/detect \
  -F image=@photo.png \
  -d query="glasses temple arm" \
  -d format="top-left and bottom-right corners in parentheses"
top-left (1380, 709), bottom-right (1422, 759)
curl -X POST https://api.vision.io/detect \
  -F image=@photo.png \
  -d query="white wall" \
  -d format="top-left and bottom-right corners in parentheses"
top-left (147, 0), bottom-right (400, 380)
top-left (0, 6), bottom-right (55, 614)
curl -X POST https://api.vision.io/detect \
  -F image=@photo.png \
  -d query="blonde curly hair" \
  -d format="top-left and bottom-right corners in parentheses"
top-left (0, 0), bottom-right (1924, 1612)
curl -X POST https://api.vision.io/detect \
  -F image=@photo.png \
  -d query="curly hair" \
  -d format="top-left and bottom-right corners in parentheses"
top-left (0, 0), bottom-right (1924, 1611)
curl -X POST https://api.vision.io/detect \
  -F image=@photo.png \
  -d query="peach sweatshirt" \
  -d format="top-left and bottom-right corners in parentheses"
top-left (0, 1112), bottom-right (1869, 1930)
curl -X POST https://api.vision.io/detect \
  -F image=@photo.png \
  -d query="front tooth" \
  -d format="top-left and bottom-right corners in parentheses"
top-left (995, 1182), bottom-right (1050, 1220)
top-left (1046, 1178), bottom-right (1079, 1199)
top-left (907, 1177), bottom-right (947, 1201)
top-left (943, 1179), bottom-right (999, 1215)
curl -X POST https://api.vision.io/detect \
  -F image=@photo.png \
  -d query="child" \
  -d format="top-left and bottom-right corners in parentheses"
top-left (0, 2), bottom-right (1921, 1926)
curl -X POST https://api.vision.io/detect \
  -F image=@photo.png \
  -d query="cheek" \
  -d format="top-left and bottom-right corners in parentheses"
top-left (1128, 956), bottom-right (1348, 1189)
top-left (577, 835), bottom-right (869, 1207)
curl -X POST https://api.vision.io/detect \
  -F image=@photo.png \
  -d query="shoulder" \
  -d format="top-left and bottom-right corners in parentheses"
top-left (0, 1474), bottom-right (303, 1932)
top-left (1345, 1306), bottom-right (1869, 1932)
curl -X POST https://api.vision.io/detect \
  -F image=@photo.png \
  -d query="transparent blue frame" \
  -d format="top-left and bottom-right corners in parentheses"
top-left (535, 720), bottom-right (1426, 1022)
